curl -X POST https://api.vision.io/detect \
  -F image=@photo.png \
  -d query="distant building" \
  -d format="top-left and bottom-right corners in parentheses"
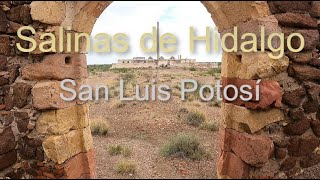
top-left (111, 56), bottom-right (219, 69)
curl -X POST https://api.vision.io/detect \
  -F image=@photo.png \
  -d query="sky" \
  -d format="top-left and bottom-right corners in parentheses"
top-left (87, 1), bottom-right (222, 65)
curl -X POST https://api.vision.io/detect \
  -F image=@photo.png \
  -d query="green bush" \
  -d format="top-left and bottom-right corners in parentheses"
top-left (160, 133), bottom-right (208, 160)
top-left (189, 67), bottom-right (197, 71)
top-left (185, 111), bottom-right (206, 127)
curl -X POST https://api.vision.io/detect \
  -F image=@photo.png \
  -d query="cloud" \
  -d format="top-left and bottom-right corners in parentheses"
top-left (87, 1), bottom-right (222, 65)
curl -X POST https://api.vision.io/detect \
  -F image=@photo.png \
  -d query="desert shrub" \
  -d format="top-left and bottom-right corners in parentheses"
top-left (189, 67), bottom-right (197, 71)
top-left (200, 122), bottom-right (219, 132)
top-left (208, 100), bottom-right (222, 108)
top-left (107, 145), bottom-right (123, 156)
top-left (114, 101), bottom-right (126, 108)
top-left (215, 101), bottom-right (222, 107)
top-left (115, 161), bottom-right (136, 175)
top-left (185, 111), bottom-right (206, 127)
top-left (121, 73), bottom-right (135, 82)
top-left (113, 68), bottom-right (129, 73)
top-left (160, 133), bottom-right (208, 160)
top-left (106, 145), bottom-right (132, 157)
top-left (87, 64), bottom-right (112, 74)
top-left (122, 147), bottom-right (132, 157)
top-left (91, 118), bottom-right (109, 136)
top-left (206, 68), bottom-right (221, 76)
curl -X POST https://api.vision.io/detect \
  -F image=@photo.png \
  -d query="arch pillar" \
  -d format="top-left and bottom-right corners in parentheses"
top-left (0, 1), bottom-right (319, 179)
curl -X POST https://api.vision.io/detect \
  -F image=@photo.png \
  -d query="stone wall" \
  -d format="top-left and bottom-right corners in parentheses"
top-left (211, 1), bottom-right (320, 178)
top-left (0, 1), bottom-right (97, 179)
top-left (0, 1), bottom-right (319, 179)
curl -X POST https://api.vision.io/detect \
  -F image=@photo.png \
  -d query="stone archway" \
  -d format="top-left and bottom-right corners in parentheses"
top-left (0, 1), bottom-right (319, 179)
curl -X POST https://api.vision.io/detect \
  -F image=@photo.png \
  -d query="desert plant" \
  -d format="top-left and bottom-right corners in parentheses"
top-left (87, 64), bottom-right (112, 73)
top-left (189, 67), bottom-right (197, 71)
top-left (115, 161), bottom-right (136, 175)
top-left (107, 145), bottom-right (123, 156)
top-left (122, 147), bottom-right (132, 158)
top-left (206, 68), bottom-right (221, 76)
top-left (106, 145), bottom-right (132, 157)
top-left (90, 118), bottom-right (109, 136)
top-left (160, 133), bottom-right (208, 160)
top-left (114, 101), bottom-right (126, 108)
top-left (200, 122), bottom-right (219, 132)
top-left (208, 100), bottom-right (222, 108)
top-left (184, 111), bottom-right (206, 127)
top-left (121, 73), bottom-right (135, 82)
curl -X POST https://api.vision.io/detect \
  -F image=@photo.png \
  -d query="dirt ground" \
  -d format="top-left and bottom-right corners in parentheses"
top-left (88, 68), bottom-right (221, 179)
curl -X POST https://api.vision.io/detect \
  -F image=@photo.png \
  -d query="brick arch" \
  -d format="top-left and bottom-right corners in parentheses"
top-left (0, 1), bottom-right (319, 179)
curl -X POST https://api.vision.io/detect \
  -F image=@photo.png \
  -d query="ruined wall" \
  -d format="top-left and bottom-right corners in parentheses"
top-left (203, 1), bottom-right (320, 178)
top-left (0, 1), bottom-right (106, 179)
top-left (0, 1), bottom-right (319, 179)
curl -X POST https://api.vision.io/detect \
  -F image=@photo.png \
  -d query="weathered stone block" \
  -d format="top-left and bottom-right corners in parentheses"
top-left (202, 1), bottom-right (270, 32)
top-left (222, 103), bottom-right (285, 133)
top-left (288, 135), bottom-right (319, 157)
top-left (0, 55), bottom-right (7, 71)
top-left (303, 98), bottom-right (319, 114)
top-left (300, 154), bottom-right (320, 168)
top-left (7, 64), bottom-right (20, 84)
top-left (30, 2), bottom-right (66, 25)
top-left (268, 1), bottom-right (312, 14)
top-left (0, 77), bottom-right (8, 86)
top-left (43, 127), bottom-right (93, 164)
top-left (311, 120), bottom-right (320, 137)
top-left (7, 5), bottom-right (32, 25)
top-left (36, 104), bottom-right (89, 135)
top-left (275, 148), bottom-right (287, 160)
top-left (0, 9), bottom-right (8, 33)
top-left (280, 157), bottom-right (297, 171)
top-left (13, 82), bottom-right (32, 108)
top-left (284, 118), bottom-right (311, 135)
top-left (221, 52), bottom-right (289, 79)
top-left (221, 16), bottom-right (282, 51)
top-left (0, 35), bottom-right (11, 56)
top-left (0, 1), bottom-right (11, 8)
top-left (22, 54), bottom-right (87, 81)
top-left (286, 50), bottom-right (319, 64)
top-left (282, 87), bottom-right (306, 107)
top-left (63, 149), bottom-right (96, 178)
top-left (222, 77), bottom-right (283, 109)
top-left (17, 118), bottom-right (29, 133)
top-left (283, 29), bottom-right (319, 50)
top-left (288, 108), bottom-right (306, 121)
top-left (249, 160), bottom-right (280, 179)
top-left (0, 150), bottom-right (17, 171)
top-left (309, 58), bottom-right (320, 68)
top-left (7, 21), bottom-right (22, 34)
top-left (32, 79), bottom-right (86, 110)
top-left (4, 93), bottom-right (13, 111)
top-left (275, 13), bottom-right (317, 28)
top-left (0, 127), bottom-right (16, 154)
top-left (217, 152), bottom-right (249, 179)
top-left (288, 64), bottom-right (320, 82)
top-left (220, 128), bottom-right (274, 166)
top-left (311, 2), bottom-right (320, 17)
